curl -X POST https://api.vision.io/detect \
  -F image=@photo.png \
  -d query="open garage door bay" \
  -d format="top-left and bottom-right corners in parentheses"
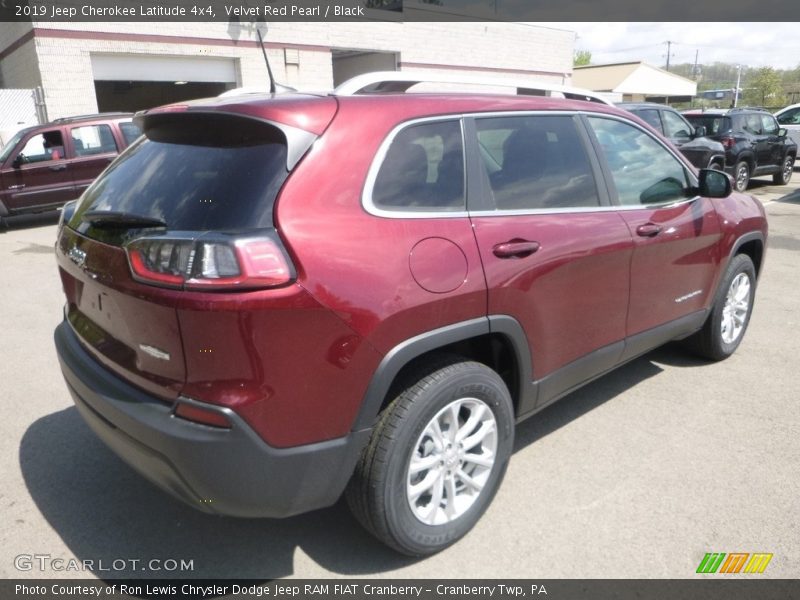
top-left (91, 54), bottom-right (237, 112)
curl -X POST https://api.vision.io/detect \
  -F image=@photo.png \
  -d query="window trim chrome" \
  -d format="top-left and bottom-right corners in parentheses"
top-left (361, 110), bottom-right (704, 220)
top-left (362, 114), bottom-right (470, 219)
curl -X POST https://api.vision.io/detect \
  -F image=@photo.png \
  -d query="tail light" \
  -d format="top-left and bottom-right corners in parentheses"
top-left (720, 136), bottom-right (735, 150)
top-left (125, 231), bottom-right (294, 291)
top-left (58, 199), bottom-right (78, 231)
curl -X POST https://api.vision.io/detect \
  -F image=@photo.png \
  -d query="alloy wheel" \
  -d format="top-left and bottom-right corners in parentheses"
top-left (406, 397), bottom-right (497, 526)
top-left (721, 272), bottom-right (751, 344)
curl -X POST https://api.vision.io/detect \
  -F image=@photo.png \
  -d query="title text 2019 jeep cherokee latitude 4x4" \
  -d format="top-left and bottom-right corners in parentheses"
top-left (54, 73), bottom-right (767, 556)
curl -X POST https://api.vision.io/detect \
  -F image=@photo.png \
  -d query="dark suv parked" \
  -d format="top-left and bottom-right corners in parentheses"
top-left (54, 72), bottom-right (767, 556)
top-left (0, 113), bottom-right (140, 226)
top-left (618, 102), bottom-right (725, 171)
top-left (684, 108), bottom-right (797, 192)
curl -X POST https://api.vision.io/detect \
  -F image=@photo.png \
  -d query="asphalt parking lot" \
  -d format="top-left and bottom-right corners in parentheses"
top-left (1, 172), bottom-right (798, 581)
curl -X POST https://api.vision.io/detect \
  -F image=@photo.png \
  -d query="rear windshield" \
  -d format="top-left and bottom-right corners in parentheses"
top-left (70, 115), bottom-right (288, 239)
top-left (684, 115), bottom-right (731, 135)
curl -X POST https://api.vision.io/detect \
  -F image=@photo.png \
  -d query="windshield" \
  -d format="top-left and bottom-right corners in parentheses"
top-left (69, 119), bottom-right (289, 242)
top-left (0, 130), bottom-right (26, 163)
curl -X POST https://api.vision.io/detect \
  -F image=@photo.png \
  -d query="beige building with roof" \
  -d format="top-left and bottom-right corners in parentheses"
top-left (573, 61), bottom-right (697, 103)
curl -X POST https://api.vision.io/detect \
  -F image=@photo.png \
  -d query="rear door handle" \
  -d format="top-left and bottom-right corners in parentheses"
top-left (492, 240), bottom-right (540, 258)
top-left (636, 223), bottom-right (662, 237)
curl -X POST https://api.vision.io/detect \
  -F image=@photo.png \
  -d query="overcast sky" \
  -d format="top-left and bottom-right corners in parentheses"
top-left (545, 22), bottom-right (800, 71)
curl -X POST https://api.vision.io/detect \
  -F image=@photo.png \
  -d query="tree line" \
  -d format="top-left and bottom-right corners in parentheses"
top-left (574, 51), bottom-right (800, 109)
top-left (669, 62), bottom-right (800, 108)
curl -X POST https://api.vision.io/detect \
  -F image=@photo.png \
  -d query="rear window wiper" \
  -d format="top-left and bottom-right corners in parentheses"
top-left (82, 210), bottom-right (167, 229)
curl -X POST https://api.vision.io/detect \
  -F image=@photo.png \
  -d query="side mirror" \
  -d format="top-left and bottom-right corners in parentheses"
top-left (698, 168), bottom-right (732, 198)
top-left (778, 127), bottom-right (788, 138)
top-left (693, 125), bottom-right (707, 137)
top-left (12, 154), bottom-right (26, 168)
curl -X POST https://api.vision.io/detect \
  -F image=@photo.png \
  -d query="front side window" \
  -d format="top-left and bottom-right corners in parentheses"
top-left (662, 110), bottom-right (692, 140)
top-left (17, 130), bottom-right (65, 163)
top-left (776, 107), bottom-right (800, 125)
top-left (372, 120), bottom-right (464, 211)
top-left (588, 117), bottom-right (691, 207)
top-left (475, 115), bottom-right (600, 210)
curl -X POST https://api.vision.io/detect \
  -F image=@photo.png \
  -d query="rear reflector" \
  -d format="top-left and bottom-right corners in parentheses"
top-left (174, 402), bottom-right (231, 429)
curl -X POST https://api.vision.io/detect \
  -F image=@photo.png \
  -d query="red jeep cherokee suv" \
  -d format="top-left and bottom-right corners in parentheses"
top-left (54, 73), bottom-right (767, 556)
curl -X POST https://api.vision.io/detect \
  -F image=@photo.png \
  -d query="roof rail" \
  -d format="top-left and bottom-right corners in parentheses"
top-left (51, 112), bottom-right (133, 124)
top-left (728, 106), bottom-right (769, 113)
top-left (333, 71), bottom-right (613, 105)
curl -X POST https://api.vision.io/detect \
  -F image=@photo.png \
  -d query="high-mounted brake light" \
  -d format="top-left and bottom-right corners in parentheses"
top-left (125, 233), bottom-right (294, 291)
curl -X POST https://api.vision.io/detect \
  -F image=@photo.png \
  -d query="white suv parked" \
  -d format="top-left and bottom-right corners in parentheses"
top-left (775, 103), bottom-right (800, 147)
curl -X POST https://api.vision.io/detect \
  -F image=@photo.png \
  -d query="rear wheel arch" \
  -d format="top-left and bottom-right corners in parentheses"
top-left (734, 151), bottom-right (755, 171)
top-left (353, 316), bottom-right (531, 431)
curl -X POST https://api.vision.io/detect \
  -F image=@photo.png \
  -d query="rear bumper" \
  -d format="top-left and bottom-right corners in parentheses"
top-left (54, 320), bottom-right (371, 518)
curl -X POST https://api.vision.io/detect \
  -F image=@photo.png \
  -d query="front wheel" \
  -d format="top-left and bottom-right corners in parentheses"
top-left (685, 254), bottom-right (756, 361)
top-left (346, 357), bottom-right (514, 556)
top-left (773, 155), bottom-right (795, 185)
top-left (734, 161), bottom-right (751, 192)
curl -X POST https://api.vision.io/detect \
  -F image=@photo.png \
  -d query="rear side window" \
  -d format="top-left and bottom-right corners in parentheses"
top-left (372, 120), bottom-right (465, 211)
top-left (475, 115), bottom-right (600, 210)
top-left (70, 115), bottom-right (288, 237)
top-left (761, 114), bottom-right (778, 135)
top-left (70, 124), bottom-right (117, 156)
top-left (635, 109), bottom-right (663, 133)
top-left (742, 114), bottom-right (763, 135)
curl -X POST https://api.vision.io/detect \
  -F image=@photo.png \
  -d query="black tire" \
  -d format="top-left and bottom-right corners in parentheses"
top-left (685, 254), bottom-right (756, 361)
top-left (733, 161), bottom-right (750, 192)
top-left (346, 356), bottom-right (514, 556)
top-left (773, 154), bottom-right (795, 185)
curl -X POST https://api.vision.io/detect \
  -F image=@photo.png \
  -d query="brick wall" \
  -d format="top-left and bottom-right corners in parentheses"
top-left (1, 22), bottom-right (575, 119)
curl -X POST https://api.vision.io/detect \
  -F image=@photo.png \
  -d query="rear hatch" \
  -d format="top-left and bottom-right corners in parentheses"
top-left (55, 98), bottom-right (335, 401)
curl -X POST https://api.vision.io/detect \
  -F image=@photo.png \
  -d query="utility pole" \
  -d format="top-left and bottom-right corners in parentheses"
top-left (734, 64), bottom-right (742, 108)
top-left (691, 50), bottom-right (700, 108)
top-left (665, 40), bottom-right (673, 71)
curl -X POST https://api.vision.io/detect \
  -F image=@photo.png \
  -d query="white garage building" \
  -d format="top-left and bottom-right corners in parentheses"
top-left (0, 20), bottom-right (577, 122)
